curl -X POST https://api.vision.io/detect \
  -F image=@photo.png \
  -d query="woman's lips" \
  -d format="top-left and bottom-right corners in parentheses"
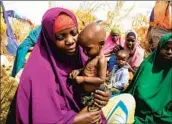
top-left (66, 45), bottom-right (76, 53)
top-left (67, 48), bottom-right (75, 52)
top-left (164, 55), bottom-right (172, 60)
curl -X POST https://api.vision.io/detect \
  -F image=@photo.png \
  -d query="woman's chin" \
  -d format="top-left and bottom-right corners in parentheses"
top-left (65, 50), bottom-right (76, 55)
top-left (127, 46), bottom-right (133, 49)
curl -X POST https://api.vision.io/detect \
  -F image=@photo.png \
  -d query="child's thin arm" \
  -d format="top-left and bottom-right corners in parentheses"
top-left (98, 56), bottom-right (107, 82)
top-left (126, 62), bottom-right (135, 73)
top-left (129, 66), bottom-right (135, 73)
top-left (129, 66), bottom-right (138, 74)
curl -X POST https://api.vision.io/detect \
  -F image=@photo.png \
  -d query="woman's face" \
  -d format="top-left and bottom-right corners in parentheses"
top-left (160, 41), bottom-right (172, 61)
top-left (111, 32), bottom-right (119, 42)
top-left (126, 36), bottom-right (136, 49)
top-left (54, 27), bottom-right (78, 55)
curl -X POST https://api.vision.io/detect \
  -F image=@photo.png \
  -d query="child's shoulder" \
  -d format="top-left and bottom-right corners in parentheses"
top-left (120, 66), bottom-right (129, 73)
top-left (99, 51), bottom-right (106, 59)
top-left (123, 65), bottom-right (129, 69)
top-left (98, 54), bottom-right (106, 64)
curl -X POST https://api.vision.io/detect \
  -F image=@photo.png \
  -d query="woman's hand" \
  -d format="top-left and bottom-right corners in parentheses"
top-left (93, 89), bottom-right (110, 108)
top-left (73, 107), bottom-right (102, 124)
top-left (113, 45), bottom-right (122, 53)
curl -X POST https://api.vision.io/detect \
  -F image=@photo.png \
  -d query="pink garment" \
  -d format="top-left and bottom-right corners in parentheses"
top-left (124, 30), bottom-right (145, 69)
top-left (102, 35), bottom-right (125, 56)
top-left (125, 43), bottom-right (144, 69)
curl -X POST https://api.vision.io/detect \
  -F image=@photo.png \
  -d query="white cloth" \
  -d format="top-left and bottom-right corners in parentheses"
top-left (110, 65), bottom-right (129, 90)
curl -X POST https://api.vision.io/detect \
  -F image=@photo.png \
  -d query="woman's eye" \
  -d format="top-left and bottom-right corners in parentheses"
top-left (127, 40), bottom-right (134, 43)
top-left (164, 46), bottom-right (170, 51)
top-left (55, 34), bottom-right (64, 41)
top-left (71, 30), bottom-right (78, 36)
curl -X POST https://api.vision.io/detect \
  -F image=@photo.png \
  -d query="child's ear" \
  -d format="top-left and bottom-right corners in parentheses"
top-left (99, 41), bottom-right (105, 48)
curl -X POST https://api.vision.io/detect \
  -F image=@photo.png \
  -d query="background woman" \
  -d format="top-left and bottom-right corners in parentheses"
top-left (126, 33), bottom-right (172, 124)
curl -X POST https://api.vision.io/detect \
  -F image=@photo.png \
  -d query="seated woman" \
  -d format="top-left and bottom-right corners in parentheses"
top-left (126, 33), bottom-right (172, 124)
top-left (108, 30), bottom-right (144, 75)
top-left (16, 7), bottom-right (136, 124)
top-left (102, 25), bottom-right (125, 58)
top-left (147, 1), bottom-right (172, 52)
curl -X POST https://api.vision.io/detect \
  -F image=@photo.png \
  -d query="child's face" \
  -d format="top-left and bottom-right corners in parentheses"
top-left (81, 42), bottom-right (101, 57)
top-left (116, 54), bottom-right (128, 67)
top-left (126, 36), bottom-right (136, 49)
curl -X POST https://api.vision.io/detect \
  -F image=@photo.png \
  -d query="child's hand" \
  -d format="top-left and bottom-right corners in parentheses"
top-left (106, 70), bottom-right (111, 76)
top-left (106, 70), bottom-right (109, 75)
top-left (76, 76), bottom-right (84, 84)
top-left (69, 69), bottom-right (80, 79)
top-left (106, 70), bottom-right (112, 78)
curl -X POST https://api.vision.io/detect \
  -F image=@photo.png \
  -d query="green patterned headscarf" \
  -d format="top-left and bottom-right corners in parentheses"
top-left (126, 33), bottom-right (172, 124)
top-left (111, 25), bottom-right (120, 34)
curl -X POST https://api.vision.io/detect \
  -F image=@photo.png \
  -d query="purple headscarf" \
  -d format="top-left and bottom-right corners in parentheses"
top-left (16, 8), bottom-right (89, 124)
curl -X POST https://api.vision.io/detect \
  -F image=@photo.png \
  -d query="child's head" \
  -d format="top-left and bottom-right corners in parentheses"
top-left (116, 50), bottom-right (129, 67)
top-left (78, 23), bottom-right (106, 57)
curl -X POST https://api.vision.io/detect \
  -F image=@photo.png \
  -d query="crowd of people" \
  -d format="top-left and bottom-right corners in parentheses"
top-left (1, 1), bottom-right (172, 124)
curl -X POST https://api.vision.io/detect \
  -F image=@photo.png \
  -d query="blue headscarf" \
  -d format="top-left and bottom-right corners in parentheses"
top-left (11, 25), bottom-right (42, 77)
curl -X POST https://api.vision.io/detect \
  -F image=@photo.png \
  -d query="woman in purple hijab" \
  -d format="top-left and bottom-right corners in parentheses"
top-left (16, 7), bottom-right (136, 124)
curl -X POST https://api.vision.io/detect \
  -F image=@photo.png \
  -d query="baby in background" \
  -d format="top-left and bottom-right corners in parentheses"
top-left (108, 50), bottom-right (130, 93)
top-left (69, 23), bottom-right (107, 111)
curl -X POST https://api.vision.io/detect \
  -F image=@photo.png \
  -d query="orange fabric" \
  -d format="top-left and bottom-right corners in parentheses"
top-left (129, 72), bottom-right (134, 81)
top-left (54, 14), bottom-right (75, 33)
top-left (151, 1), bottom-right (172, 30)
